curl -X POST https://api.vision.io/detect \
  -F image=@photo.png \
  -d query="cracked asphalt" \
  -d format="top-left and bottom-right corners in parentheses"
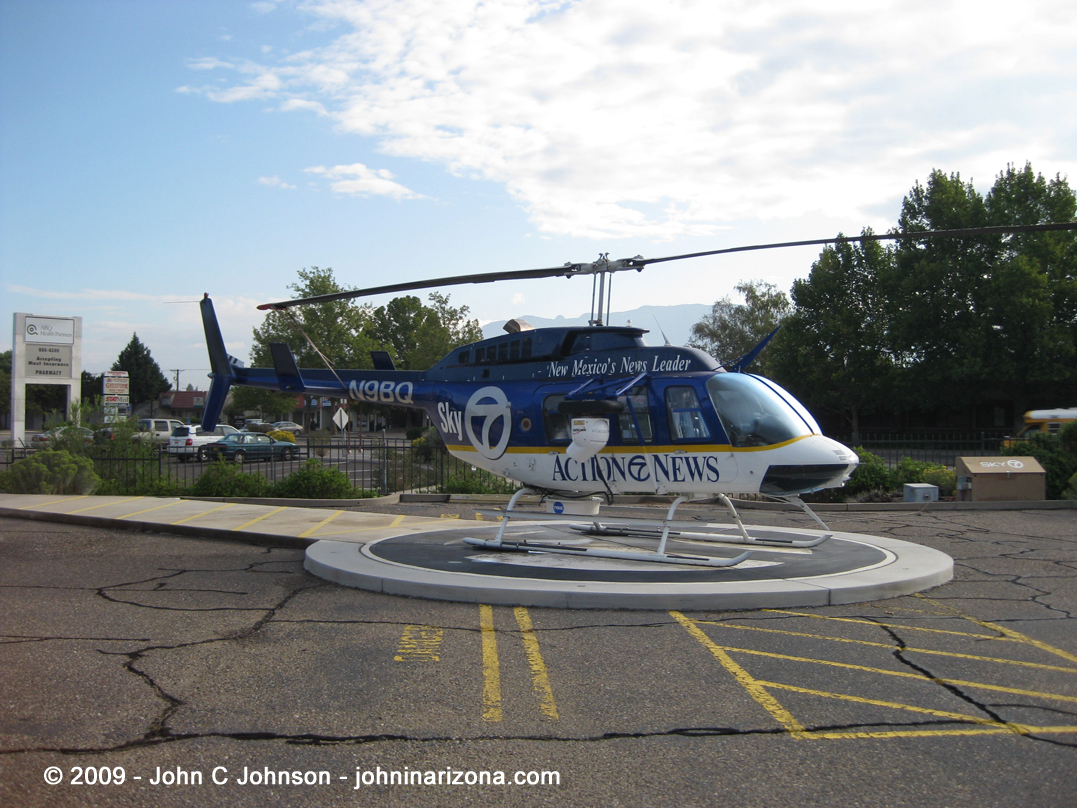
top-left (1, 504), bottom-right (1075, 807)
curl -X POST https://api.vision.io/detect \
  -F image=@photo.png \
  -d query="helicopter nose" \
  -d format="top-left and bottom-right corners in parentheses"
top-left (758, 436), bottom-right (859, 496)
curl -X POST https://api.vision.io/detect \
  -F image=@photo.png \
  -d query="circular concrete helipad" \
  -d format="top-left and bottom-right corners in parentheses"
top-left (304, 520), bottom-right (953, 610)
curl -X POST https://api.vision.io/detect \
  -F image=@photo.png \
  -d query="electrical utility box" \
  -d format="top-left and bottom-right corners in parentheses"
top-left (955, 457), bottom-right (1046, 502)
top-left (904, 483), bottom-right (939, 502)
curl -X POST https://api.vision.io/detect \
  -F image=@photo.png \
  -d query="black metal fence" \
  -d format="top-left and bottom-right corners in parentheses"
top-left (1, 438), bottom-right (507, 496)
top-left (828, 432), bottom-right (1010, 467)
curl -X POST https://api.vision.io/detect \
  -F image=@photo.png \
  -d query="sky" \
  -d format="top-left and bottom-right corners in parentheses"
top-left (2, 0), bottom-right (1075, 389)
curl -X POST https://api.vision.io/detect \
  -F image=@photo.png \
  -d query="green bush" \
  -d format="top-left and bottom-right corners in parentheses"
top-left (189, 459), bottom-right (271, 498)
top-left (0, 450), bottom-right (100, 495)
top-left (405, 426), bottom-right (426, 441)
top-left (440, 470), bottom-right (519, 495)
top-left (843, 447), bottom-right (891, 496)
top-left (271, 459), bottom-right (371, 499)
top-left (1062, 470), bottom-right (1077, 500)
top-left (1061, 420), bottom-right (1077, 457)
top-left (922, 466), bottom-right (957, 497)
top-left (268, 429), bottom-right (296, 444)
top-left (1000, 433), bottom-right (1077, 500)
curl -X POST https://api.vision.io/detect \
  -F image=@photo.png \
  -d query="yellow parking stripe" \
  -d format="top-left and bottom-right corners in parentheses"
top-left (298, 509), bottom-right (345, 538)
top-left (231, 507), bottom-right (289, 531)
top-left (514, 607), bottom-right (559, 720)
top-left (313, 514), bottom-right (407, 538)
top-left (916, 594), bottom-right (1077, 665)
top-left (17, 496), bottom-right (88, 509)
top-left (67, 497), bottom-right (143, 513)
top-left (762, 609), bottom-right (1019, 642)
top-left (694, 644), bottom-right (1077, 704)
top-left (480, 604), bottom-right (502, 722)
top-left (672, 611), bottom-right (806, 736)
top-left (696, 620), bottom-right (1077, 674)
top-left (759, 681), bottom-right (1027, 734)
top-left (171, 503), bottom-right (236, 525)
top-left (116, 500), bottom-right (185, 519)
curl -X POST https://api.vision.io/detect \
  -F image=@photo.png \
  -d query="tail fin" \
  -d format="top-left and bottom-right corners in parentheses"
top-left (726, 326), bottom-right (780, 373)
top-left (200, 294), bottom-right (238, 430)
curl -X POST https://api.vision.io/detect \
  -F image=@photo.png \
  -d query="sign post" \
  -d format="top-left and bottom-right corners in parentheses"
top-left (11, 313), bottom-right (82, 446)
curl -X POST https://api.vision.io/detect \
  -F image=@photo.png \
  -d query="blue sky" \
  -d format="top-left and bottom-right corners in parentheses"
top-left (2, 0), bottom-right (1075, 387)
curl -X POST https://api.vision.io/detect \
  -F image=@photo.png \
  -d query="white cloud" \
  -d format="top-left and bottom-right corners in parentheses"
top-left (258, 175), bottom-right (297, 189)
top-left (304, 162), bottom-right (424, 199)
top-left (191, 0), bottom-right (1077, 238)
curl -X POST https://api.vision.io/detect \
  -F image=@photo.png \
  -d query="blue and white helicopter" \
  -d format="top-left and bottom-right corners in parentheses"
top-left (199, 222), bottom-right (1076, 568)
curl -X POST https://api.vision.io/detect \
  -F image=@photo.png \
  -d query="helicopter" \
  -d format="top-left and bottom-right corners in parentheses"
top-left (198, 221), bottom-right (1077, 569)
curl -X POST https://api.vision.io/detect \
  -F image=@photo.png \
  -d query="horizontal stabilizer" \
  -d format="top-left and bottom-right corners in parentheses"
top-left (270, 343), bottom-right (305, 391)
top-left (371, 350), bottom-right (396, 371)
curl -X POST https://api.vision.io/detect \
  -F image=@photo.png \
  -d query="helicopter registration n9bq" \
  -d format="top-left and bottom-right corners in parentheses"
top-left (198, 222), bottom-right (1077, 568)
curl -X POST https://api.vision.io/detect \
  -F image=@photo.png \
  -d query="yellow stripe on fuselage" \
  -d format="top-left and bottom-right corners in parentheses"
top-left (443, 434), bottom-right (812, 455)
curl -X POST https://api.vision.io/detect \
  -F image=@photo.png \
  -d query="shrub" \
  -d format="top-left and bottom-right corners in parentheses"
top-left (1000, 433), bottom-right (1077, 500)
top-left (1062, 471), bottom-right (1077, 500)
top-left (405, 426), bottom-right (426, 441)
top-left (0, 450), bottom-right (100, 495)
top-left (268, 430), bottom-right (296, 444)
top-left (922, 466), bottom-right (957, 497)
top-left (189, 459), bottom-right (271, 498)
top-left (271, 459), bottom-right (369, 499)
top-left (843, 447), bottom-right (891, 497)
top-left (440, 470), bottom-right (519, 495)
top-left (1061, 420), bottom-right (1077, 457)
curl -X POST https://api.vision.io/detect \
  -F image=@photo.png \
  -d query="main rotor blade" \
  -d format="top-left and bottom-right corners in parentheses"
top-left (635, 221), bottom-right (1077, 267)
top-left (258, 221), bottom-right (1077, 310)
top-left (257, 263), bottom-right (586, 310)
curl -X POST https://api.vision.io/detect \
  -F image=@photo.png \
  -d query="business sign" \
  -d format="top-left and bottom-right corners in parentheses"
top-left (103, 371), bottom-right (130, 395)
top-left (24, 316), bottom-right (76, 345)
top-left (23, 344), bottom-right (73, 379)
top-left (103, 394), bottom-right (130, 405)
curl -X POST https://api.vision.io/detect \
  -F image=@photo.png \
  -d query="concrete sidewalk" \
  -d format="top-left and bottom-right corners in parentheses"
top-left (0, 493), bottom-right (466, 548)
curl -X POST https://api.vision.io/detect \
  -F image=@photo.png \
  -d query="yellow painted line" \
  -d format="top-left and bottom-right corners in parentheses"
top-left (17, 496), bottom-right (88, 509)
top-left (480, 604), bottom-right (502, 722)
top-left (807, 724), bottom-right (1077, 740)
top-left (514, 607), bottom-right (559, 720)
top-left (394, 625), bottom-right (443, 662)
top-left (693, 644), bottom-right (1077, 704)
top-left (116, 500), bottom-right (186, 519)
top-left (312, 514), bottom-right (408, 538)
top-left (67, 497), bottom-right (143, 513)
top-left (297, 509), bottom-right (345, 538)
top-left (171, 503), bottom-right (236, 525)
top-left (762, 609), bottom-right (1019, 642)
top-left (916, 594), bottom-right (1077, 665)
top-left (671, 611), bottom-right (806, 736)
top-left (759, 681), bottom-right (1027, 734)
top-left (697, 620), bottom-right (1077, 674)
top-left (229, 506), bottom-right (289, 531)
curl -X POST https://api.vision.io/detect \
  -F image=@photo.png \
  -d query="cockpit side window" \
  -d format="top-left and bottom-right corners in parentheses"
top-left (706, 374), bottom-right (812, 447)
top-left (665, 386), bottom-right (711, 442)
top-left (617, 387), bottom-right (653, 444)
top-left (543, 395), bottom-right (571, 443)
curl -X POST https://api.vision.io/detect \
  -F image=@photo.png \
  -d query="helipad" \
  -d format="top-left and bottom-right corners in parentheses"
top-left (305, 519), bottom-right (953, 610)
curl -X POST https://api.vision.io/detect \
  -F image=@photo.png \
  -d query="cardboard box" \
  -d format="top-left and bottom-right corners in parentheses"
top-left (955, 457), bottom-right (1046, 502)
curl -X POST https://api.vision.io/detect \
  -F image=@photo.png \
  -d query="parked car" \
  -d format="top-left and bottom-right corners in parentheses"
top-left (271, 421), bottom-right (303, 435)
top-left (204, 432), bottom-right (298, 463)
top-left (31, 426), bottom-right (94, 447)
top-left (136, 418), bottom-right (186, 447)
top-left (167, 424), bottom-right (240, 462)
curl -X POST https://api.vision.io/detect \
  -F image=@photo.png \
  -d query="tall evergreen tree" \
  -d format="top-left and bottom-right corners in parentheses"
top-left (112, 334), bottom-right (170, 406)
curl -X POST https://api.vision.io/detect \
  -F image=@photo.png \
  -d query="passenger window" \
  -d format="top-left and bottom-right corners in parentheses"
top-left (521, 337), bottom-right (532, 359)
top-left (510, 340), bottom-right (520, 360)
top-left (458, 350), bottom-right (470, 364)
top-left (666, 386), bottom-right (711, 441)
top-left (498, 342), bottom-right (509, 362)
top-left (617, 387), bottom-right (653, 444)
top-left (543, 395), bottom-right (571, 443)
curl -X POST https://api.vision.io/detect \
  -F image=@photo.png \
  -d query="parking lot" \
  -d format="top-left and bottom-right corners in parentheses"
top-left (1, 503), bottom-right (1075, 807)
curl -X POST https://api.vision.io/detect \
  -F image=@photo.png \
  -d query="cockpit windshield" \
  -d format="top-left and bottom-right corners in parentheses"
top-left (706, 373), bottom-right (814, 447)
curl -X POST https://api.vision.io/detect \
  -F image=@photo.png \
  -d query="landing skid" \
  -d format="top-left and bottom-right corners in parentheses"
top-left (462, 489), bottom-right (833, 569)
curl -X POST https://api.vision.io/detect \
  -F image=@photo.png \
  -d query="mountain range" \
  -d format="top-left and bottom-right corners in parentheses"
top-left (481, 303), bottom-right (712, 347)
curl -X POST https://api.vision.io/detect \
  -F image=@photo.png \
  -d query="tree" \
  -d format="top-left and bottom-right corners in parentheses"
top-left (768, 233), bottom-right (896, 441)
top-left (689, 280), bottom-right (792, 374)
top-left (251, 267), bottom-right (379, 370)
top-left (369, 292), bottom-right (482, 370)
top-left (886, 165), bottom-right (1077, 416)
top-left (226, 385), bottom-right (298, 421)
top-left (112, 334), bottom-right (171, 407)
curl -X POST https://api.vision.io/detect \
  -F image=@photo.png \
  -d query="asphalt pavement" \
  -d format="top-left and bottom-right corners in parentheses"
top-left (1, 500), bottom-right (1075, 807)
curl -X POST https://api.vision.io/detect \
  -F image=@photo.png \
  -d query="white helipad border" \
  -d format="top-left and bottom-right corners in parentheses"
top-left (304, 523), bottom-right (953, 610)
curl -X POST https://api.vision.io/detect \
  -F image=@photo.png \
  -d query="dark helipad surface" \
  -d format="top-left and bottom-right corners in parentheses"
top-left (306, 519), bottom-right (953, 609)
